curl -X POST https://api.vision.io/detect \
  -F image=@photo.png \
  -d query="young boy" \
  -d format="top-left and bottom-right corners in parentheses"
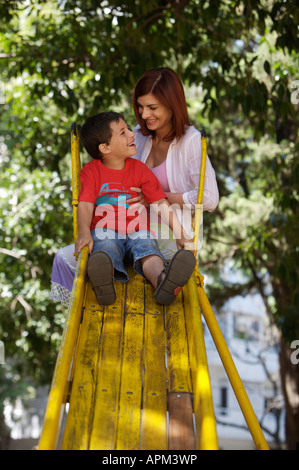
top-left (76, 111), bottom-right (195, 306)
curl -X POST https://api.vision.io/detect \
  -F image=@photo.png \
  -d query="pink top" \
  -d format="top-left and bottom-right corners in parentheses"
top-left (150, 160), bottom-right (170, 193)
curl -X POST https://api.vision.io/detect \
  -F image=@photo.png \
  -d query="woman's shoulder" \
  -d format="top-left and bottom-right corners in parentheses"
top-left (184, 125), bottom-right (202, 139)
top-left (176, 125), bottom-right (202, 148)
top-left (132, 125), bottom-right (151, 162)
top-left (133, 125), bottom-right (147, 141)
top-left (133, 124), bottom-right (141, 132)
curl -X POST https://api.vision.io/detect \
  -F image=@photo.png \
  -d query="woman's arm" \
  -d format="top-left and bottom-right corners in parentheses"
top-left (151, 198), bottom-right (194, 251)
top-left (164, 192), bottom-right (184, 208)
top-left (182, 143), bottom-right (219, 212)
top-left (129, 187), bottom-right (185, 208)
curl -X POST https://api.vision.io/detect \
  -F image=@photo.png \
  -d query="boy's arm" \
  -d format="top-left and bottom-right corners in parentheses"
top-left (152, 198), bottom-right (195, 251)
top-left (76, 201), bottom-right (94, 256)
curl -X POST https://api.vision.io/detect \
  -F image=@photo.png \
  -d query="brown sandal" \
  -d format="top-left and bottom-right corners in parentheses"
top-left (87, 251), bottom-right (116, 305)
top-left (154, 249), bottom-right (195, 305)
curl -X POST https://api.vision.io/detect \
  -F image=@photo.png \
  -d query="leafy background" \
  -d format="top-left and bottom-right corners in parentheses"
top-left (0, 0), bottom-right (298, 449)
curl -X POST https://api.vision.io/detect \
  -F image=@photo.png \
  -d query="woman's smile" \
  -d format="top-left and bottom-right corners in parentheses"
top-left (146, 118), bottom-right (157, 126)
top-left (137, 93), bottom-right (173, 136)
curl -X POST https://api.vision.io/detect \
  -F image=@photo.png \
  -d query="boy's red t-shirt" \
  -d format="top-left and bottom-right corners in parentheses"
top-left (78, 158), bottom-right (166, 234)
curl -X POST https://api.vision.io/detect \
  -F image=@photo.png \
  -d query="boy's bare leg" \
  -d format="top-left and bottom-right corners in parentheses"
top-left (141, 254), bottom-right (165, 289)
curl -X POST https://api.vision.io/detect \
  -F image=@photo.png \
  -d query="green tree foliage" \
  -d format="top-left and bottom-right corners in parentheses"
top-left (0, 0), bottom-right (298, 448)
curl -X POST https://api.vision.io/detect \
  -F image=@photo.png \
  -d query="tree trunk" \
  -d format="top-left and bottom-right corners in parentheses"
top-left (279, 338), bottom-right (299, 450)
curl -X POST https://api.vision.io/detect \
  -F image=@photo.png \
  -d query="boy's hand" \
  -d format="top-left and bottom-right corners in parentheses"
top-left (76, 232), bottom-right (94, 257)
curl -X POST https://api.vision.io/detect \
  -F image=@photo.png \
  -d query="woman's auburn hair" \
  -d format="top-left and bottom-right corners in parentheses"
top-left (132, 67), bottom-right (191, 142)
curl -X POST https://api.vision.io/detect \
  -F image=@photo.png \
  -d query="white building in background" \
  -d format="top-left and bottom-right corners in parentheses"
top-left (206, 293), bottom-right (285, 449)
top-left (4, 385), bottom-right (49, 449)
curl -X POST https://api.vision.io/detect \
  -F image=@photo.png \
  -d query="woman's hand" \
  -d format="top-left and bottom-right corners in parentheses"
top-left (127, 187), bottom-right (149, 212)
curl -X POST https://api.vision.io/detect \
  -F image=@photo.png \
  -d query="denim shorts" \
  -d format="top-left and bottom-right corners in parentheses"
top-left (91, 228), bottom-right (167, 282)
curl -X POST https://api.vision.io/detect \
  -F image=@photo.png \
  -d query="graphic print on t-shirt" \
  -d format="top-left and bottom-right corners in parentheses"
top-left (95, 182), bottom-right (131, 209)
top-left (94, 182), bottom-right (144, 234)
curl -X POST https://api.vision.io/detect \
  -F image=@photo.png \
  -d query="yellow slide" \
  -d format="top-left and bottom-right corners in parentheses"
top-left (38, 125), bottom-right (269, 450)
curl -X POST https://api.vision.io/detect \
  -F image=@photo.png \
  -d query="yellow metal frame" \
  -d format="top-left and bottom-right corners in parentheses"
top-left (38, 245), bottom-right (89, 450)
top-left (71, 122), bottom-right (81, 248)
top-left (38, 125), bottom-right (269, 450)
top-left (39, 124), bottom-right (89, 450)
top-left (191, 132), bottom-right (269, 450)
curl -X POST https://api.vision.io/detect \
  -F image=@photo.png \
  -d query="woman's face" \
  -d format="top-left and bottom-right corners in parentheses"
top-left (136, 93), bottom-right (173, 135)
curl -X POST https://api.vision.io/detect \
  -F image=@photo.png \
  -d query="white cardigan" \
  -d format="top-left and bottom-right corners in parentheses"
top-left (133, 125), bottom-right (219, 250)
top-left (133, 125), bottom-right (219, 212)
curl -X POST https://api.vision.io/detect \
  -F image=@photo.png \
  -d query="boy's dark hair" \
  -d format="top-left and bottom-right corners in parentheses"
top-left (80, 111), bottom-right (123, 160)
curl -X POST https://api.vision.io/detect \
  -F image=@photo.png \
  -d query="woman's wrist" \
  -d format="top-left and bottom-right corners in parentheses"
top-left (165, 192), bottom-right (184, 208)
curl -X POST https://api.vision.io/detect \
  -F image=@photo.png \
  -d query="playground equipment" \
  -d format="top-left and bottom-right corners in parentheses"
top-left (38, 125), bottom-right (269, 450)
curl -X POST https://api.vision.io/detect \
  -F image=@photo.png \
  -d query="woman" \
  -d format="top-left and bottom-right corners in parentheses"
top-left (50, 67), bottom-right (219, 306)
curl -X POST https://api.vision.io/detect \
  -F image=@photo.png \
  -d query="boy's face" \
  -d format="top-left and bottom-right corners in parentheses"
top-left (103, 118), bottom-right (137, 160)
